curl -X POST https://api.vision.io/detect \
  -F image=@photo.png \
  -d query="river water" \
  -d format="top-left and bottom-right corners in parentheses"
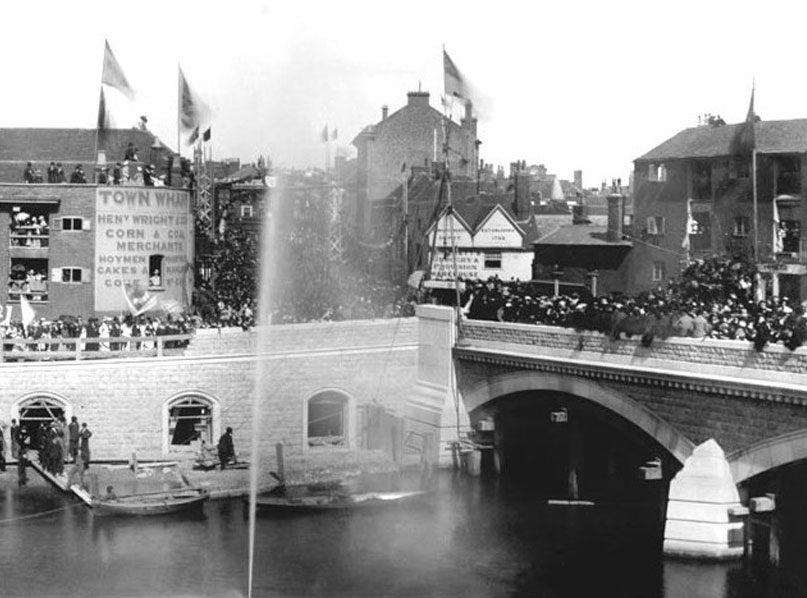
top-left (1, 471), bottom-right (805, 598)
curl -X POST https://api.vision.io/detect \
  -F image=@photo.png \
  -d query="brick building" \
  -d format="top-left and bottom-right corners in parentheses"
top-left (0, 128), bottom-right (193, 319)
top-left (352, 91), bottom-right (479, 235)
top-left (632, 119), bottom-right (807, 299)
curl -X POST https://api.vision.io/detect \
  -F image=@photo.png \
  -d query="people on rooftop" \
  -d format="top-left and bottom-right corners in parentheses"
top-left (70, 165), bottom-right (87, 184)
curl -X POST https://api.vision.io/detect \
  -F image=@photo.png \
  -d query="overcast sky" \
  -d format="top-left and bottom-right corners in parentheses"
top-left (1, 0), bottom-right (805, 187)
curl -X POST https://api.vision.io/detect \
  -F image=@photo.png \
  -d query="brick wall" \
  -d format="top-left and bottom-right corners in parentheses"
top-left (0, 319), bottom-right (418, 461)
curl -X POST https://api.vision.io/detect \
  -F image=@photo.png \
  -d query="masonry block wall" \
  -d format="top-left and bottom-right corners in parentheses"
top-left (0, 318), bottom-right (418, 461)
top-left (458, 320), bottom-right (807, 458)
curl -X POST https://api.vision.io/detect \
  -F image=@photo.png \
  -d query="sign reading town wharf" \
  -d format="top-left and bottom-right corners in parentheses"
top-left (94, 188), bottom-right (194, 313)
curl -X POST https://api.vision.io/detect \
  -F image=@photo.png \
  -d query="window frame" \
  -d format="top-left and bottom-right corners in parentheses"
top-left (646, 216), bottom-right (666, 236)
top-left (60, 267), bottom-right (83, 283)
top-left (652, 261), bottom-right (666, 282)
top-left (484, 251), bottom-right (502, 269)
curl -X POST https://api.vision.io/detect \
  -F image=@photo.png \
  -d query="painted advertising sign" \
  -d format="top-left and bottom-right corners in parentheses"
top-left (94, 188), bottom-right (194, 313)
top-left (430, 251), bottom-right (482, 280)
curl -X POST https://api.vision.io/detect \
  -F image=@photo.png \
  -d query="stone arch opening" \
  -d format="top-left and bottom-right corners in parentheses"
top-left (13, 392), bottom-right (71, 451)
top-left (304, 389), bottom-right (353, 450)
top-left (729, 429), bottom-right (807, 485)
top-left (460, 369), bottom-right (694, 465)
top-left (162, 391), bottom-right (220, 455)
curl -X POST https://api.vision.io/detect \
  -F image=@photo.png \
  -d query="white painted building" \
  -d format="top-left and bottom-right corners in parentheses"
top-left (426, 201), bottom-right (536, 282)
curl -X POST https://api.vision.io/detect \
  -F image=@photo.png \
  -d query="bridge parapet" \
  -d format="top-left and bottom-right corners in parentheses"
top-left (458, 319), bottom-right (807, 402)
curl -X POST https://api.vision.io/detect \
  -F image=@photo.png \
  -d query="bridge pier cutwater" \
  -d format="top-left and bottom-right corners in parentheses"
top-left (406, 306), bottom-right (807, 561)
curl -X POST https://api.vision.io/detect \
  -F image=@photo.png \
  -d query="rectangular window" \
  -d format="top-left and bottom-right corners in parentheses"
top-left (484, 251), bottom-right (502, 269)
top-left (61, 267), bottom-right (82, 283)
top-left (648, 163), bottom-right (667, 182)
top-left (729, 157), bottom-right (750, 180)
top-left (776, 156), bottom-right (801, 196)
top-left (693, 161), bottom-right (712, 200)
top-left (240, 204), bottom-right (254, 218)
top-left (691, 212), bottom-right (711, 251)
top-left (61, 217), bottom-right (83, 231)
top-left (646, 216), bottom-right (666, 235)
top-left (652, 262), bottom-right (666, 282)
top-left (733, 216), bottom-right (749, 237)
top-left (781, 219), bottom-right (801, 254)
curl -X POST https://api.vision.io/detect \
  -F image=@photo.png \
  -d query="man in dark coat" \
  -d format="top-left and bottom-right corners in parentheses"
top-left (68, 416), bottom-right (80, 462)
top-left (217, 427), bottom-right (235, 470)
top-left (24, 162), bottom-right (35, 183)
top-left (79, 422), bottom-right (92, 467)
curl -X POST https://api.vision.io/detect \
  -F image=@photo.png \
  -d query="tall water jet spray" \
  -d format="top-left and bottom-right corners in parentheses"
top-left (247, 183), bottom-right (278, 598)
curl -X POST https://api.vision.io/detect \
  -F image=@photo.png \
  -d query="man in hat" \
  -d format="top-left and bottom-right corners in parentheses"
top-left (47, 162), bottom-right (58, 183)
top-left (217, 427), bottom-right (235, 470)
top-left (23, 162), bottom-right (35, 183)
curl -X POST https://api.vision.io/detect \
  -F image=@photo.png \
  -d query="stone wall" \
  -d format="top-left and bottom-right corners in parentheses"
top-left (457, 319), bottom-right (807, 456)
top-left (0, 318), bottom-right (418, 462)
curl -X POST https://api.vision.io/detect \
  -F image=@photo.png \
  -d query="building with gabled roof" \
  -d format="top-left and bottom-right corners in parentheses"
top-left (426, 196), bottom-right (539, 284)
top-left (352, 91), bottom-right (478, 234)
top-left (633, 118), bottom-right (807, 300)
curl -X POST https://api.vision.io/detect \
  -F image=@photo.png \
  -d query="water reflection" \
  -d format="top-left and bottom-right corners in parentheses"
top-left (1, 471), bottom-right (805, 597)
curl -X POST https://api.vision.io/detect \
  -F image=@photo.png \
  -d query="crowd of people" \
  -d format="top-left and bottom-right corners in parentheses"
top-left (449, 257), bottom-right (807, 352)
top-left (0, 416), bottom-right (92, 488)
top-left (0, 313), bottom-right (194, 357)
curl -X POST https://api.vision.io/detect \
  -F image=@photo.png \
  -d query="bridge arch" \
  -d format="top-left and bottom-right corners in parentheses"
top-left (729, 429), bottom-right (807, 484)
top-left (460, 369), bottom-right (695, 465)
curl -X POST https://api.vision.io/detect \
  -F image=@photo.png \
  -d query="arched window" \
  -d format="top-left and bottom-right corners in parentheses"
top-left (15, 395), bottom-right (70, 451)
top-left (166, 395), bottom-right (215, 448)
top-left (306, 390), bottom-right (350, 448)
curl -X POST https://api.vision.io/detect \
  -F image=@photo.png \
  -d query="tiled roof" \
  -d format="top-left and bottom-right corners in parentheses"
top-left (534, 224), bottom-right (632, 247)
top-left (0, 128), bottom-right (175, 162)
top-left (636, 119), bottom-right (807, 162)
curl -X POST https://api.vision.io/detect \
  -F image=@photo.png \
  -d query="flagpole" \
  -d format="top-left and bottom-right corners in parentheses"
top-left (177, 64), bottom-right (182, 162)
top-left (94, 41), bottom-right (106, 172)
top-left (752, 148), bottom-right (758, 262)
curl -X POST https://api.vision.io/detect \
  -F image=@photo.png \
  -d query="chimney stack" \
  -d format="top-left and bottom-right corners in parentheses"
top-left (574, 170), bottom-right (583, 191)
top-left (606, 193), bottom-right (624, 242)
top-left (381, 105), bottom-right (389, 120)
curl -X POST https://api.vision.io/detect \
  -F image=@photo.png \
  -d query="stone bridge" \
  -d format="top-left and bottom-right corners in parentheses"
top-left (406, 306), bottom-right (807, 560)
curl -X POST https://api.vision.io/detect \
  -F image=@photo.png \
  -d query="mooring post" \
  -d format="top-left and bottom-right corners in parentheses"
top-left (275, 443), bottom-right (285, 483)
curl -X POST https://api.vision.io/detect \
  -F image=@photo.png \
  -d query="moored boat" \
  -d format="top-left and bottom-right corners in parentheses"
top-left (252, 489), bottom-right (426, 512)
top-left (92, 487), bottom-right (209, 516)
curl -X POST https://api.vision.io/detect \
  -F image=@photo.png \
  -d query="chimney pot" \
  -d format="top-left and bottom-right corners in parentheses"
top-left (381, 105), bottom-right (389, 120)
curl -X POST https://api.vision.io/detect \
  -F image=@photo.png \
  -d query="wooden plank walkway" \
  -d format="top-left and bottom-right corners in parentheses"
top-left (27, 457), bottom-right (93, 507)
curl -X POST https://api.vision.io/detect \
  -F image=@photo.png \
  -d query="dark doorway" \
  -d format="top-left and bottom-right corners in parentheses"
top-left (18, 397), bottom-right (65, 452)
